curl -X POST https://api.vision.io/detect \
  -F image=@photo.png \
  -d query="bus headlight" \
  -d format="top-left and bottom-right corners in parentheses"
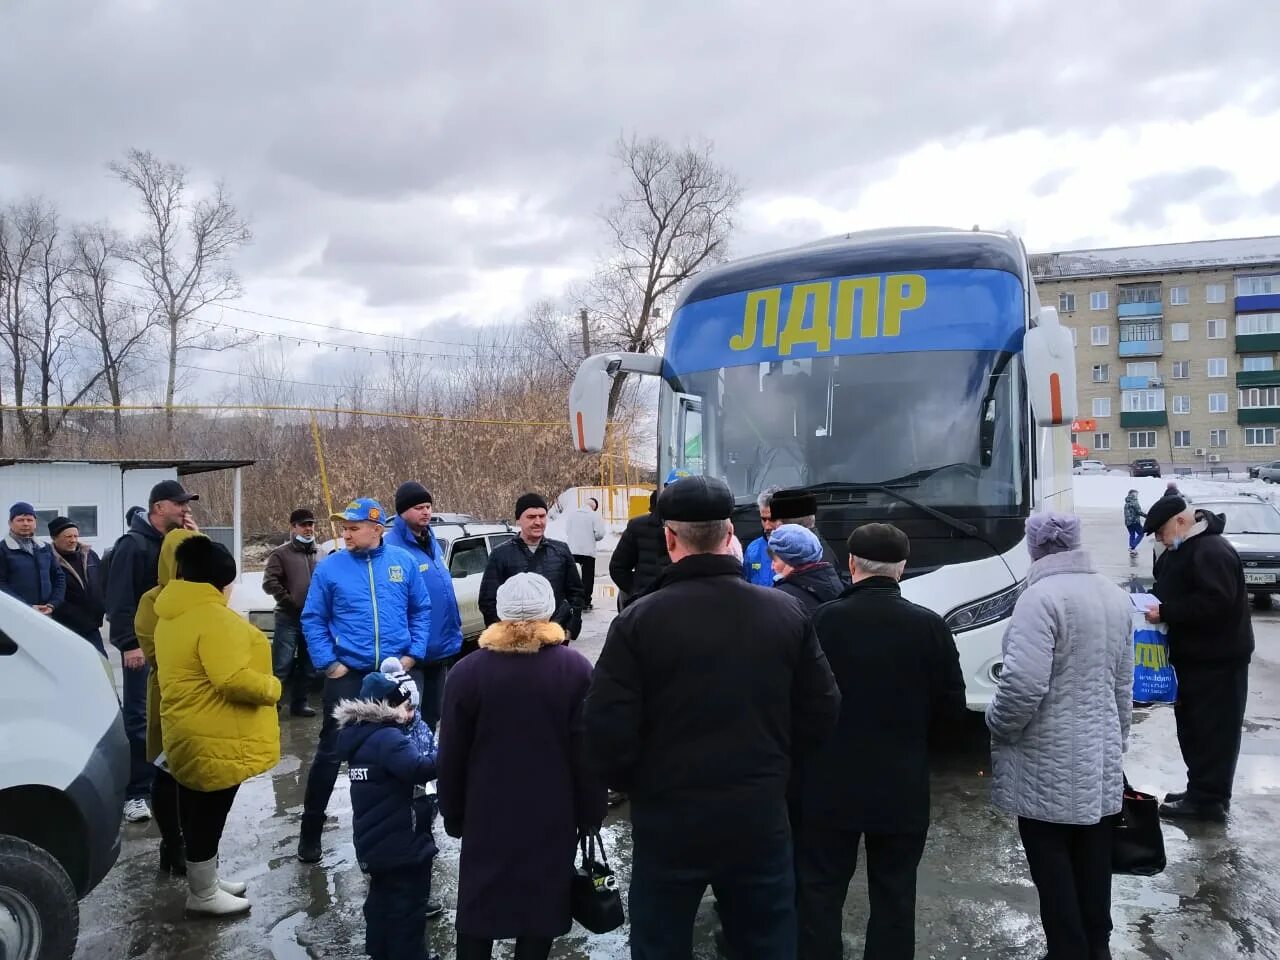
top-left (944, 581), bottom-right (1025, 634)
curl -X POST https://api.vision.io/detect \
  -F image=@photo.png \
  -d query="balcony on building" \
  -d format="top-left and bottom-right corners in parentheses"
top-left (1235, 310), bottom-right (1280, 353)
top-left (1238, 407), bottom-right (1280, 425)
top-left (1120, 410), bottom-right (1168, 427)
top-left (1236, 369), bottom-right (1280, 388)
top-left (1117, 301), bottom-right (1163, 319)
top-left (1119, 375), bottom-right (1163, 390)
top-left (1235, 274), bottom-right (1280, 315)
top-left (1119, 386), bottom-right (1166, 428)
top-left (1118, 338), bottom-right (1163, 357)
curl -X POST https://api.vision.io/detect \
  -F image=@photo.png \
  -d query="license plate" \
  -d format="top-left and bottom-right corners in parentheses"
top-left (1245, 573), bottom-right (1277, 585)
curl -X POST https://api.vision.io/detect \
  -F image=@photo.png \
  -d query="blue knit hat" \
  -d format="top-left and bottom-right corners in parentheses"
top-left (768, 523), bottom-right (824, 567)
top-left (359, 671), bottom-right (409, 707)
top-left (9, 501), bottom-right (35, 521)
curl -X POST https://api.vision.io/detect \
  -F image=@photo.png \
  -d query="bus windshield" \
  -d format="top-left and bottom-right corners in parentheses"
top-left (669, 348), bottom-right (1026, 515)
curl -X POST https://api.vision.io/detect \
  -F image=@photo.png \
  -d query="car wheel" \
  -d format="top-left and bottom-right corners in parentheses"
top-left (0, 836), bottom-right (78, 960)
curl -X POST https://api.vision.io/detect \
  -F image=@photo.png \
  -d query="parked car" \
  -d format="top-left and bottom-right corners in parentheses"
top-left (1073, 460), bottom-right (1108, 475)
top-left (1256, 461), bottom-right (1280, 483)
top-left (1129, 458), bottom-right (1162, 478)
top-left (230, 520), bottom-right (517, 641)
top-left (1191, 495), bottom-right (1280, 607)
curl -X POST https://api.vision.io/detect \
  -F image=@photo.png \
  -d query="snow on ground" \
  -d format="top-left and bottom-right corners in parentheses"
top-left (1073, 473), bottom-right (1280, 510)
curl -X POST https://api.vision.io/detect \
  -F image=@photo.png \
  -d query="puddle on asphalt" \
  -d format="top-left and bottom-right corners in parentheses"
top-left (268, 910), bottom-right (309, 960)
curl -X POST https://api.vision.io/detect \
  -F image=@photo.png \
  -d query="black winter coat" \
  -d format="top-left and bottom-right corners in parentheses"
top-left (104, 513), bottom-right (166, 652)
top-left (335, 699), bottom-right (438, 873)
top-left (609, 511), bottom-right (670, 605)
top-left (477, 537), bottom-right (584, 635)
top-left (585, 553), bottom-right (841, 866)
top-left (1152, 511), bottom-right (1254, 666)
top-left (775, 562), bottom-right (844, 612)
top-left (53, 545), bottom-right (105, 638)
top-left (803, 577), bottom-right (966, 834)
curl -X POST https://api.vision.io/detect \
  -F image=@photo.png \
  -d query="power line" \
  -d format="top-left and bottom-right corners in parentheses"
top-left (176, 361), bottom-right (406, 394)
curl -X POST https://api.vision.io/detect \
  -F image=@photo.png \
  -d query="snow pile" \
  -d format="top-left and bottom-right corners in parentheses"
top-left (1072, 474), bottom-right (1280, 510)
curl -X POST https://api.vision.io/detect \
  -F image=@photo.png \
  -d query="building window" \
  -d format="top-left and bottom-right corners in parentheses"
top-left (1171, 322), bottom-right (1190, 342)
top-left (1206, 283), bottom-right (1226, 303)
top-left (1237, 274), bottom-right (1280, 297)
top-left (1211, 429), bottom-right (1230, 447)
top-left (1208, 358), bottom-right (1228, 378)
top-left (1068, 327), bottom-right (1078, 346)
top-left (1126, 361), bottom-right (1158, 379)
top-left (1210, 393), bottom-right (1229, 413)
top-left (66, 505), bottom-right (99, 538)
top-left (1090, 291), bottom-right (1109, 311)
top-left (1119, 322), bottom-right (1161, 342)
top-left (1122, 390), bottom-right (1165, 412)
top-left (1119, 283), bottom-right (1162, 304)
top-left (1237, 313), bottom-right (1280, 336)
top-left (1172, 360), bottom-right (1190, 379)
top-left (1170, 286), bottom-right (1190, 305)
top-left (1243, 356), bottom-right (1275, 372)
top-left (1172, 395), bottom-right (1191, 415)
top-left (1246, 428), bottom-right (1277, 446)
top-left (1092, 397), bottom-right (1111, 418)
top-left (1094, 432), bottom-right (1111, 451)
top-left (1207, 319), bottom-right (1227, 339)
top-left (1240, 387), bottom-right (1280, 409)
top-left (1173, 430), bottom-right (1192, 448)
top-left (1129, 431), bottom-right (1157, 450)
top-left (1090, 325), bottom-right (1109, 346)
top-left (1059, 292), bottom-right (1076, 313)
top-left (1092, 363), bottom-right (1109, 383)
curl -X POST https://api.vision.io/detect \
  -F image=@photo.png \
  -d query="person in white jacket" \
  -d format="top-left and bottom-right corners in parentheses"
top-left (565, 498), bottom-right (606, 611)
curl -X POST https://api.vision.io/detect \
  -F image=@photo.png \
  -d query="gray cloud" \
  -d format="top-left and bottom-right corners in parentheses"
top-left (2, 0), bottom-right (1278, 314)
top-left (1121, 167), bottom-right (1236, 228)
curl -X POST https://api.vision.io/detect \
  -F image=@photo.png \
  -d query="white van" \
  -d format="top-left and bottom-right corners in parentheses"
top-left (0, 592), bottom-right (128, 959)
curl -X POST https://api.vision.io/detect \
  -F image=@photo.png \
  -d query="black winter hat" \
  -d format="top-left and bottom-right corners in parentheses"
top-left (395, 481), bottom-right (433, 516)
top-left (289, 508), bottom-right (316, 525)
top-left (657, 476), bottom-right (734, 522)
top-left (1143, 495), bottom-right (1187, 535)
top-left (847, 523), bottom-right (910, 563)
top-left (515, 492), bottom-right (548, 519)
top-left (48, 516), bottom-right (77, 539)
top-left (175, 536), bottom-right (238, 590)
top-left (770, 489), bottom-right (819, 520)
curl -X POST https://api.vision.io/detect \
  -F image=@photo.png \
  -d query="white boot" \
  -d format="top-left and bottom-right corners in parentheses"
top-left (185, 858), bottom-right (250, 917)
top-left (216, 858), bottom-right (247, 897)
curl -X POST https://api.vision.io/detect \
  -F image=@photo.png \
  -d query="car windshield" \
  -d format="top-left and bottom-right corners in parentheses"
top-left (1208, 502), bottom-right (1280, 534)
top-left (668, 350), bottom-right (1026, 516)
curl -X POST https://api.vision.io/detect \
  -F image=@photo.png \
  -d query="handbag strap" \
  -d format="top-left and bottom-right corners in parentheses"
top-left (578, 830), bottom-right (610, 869)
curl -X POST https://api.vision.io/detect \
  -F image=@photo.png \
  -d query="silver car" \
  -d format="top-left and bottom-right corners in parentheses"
top-left (1191, 495), bottom-right (1280, 606)
top-left (1256, 461), bottom-right (1280, 483)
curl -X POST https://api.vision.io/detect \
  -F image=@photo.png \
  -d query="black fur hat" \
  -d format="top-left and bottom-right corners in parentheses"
top-left (175, 536), bottom-right (238, 590)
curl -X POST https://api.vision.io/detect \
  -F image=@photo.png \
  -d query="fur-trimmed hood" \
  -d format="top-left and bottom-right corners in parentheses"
top-left (478, 619), bottom-right (565, 654)
top-left (334, 697), bottom-right (408, 729)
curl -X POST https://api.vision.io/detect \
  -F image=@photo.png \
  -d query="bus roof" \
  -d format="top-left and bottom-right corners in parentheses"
top-left (680, 227), bottom-right (1026, 307)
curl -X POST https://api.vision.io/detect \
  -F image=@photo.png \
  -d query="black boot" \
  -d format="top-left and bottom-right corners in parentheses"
top-left (1159, 797), bottom-right (1228, 823)
top-left (298, 813), bottom-right (325, 863)
top-left (291, 702), bottom-right (317, 718)
top-left (158, 839), bottom-right (186, 876)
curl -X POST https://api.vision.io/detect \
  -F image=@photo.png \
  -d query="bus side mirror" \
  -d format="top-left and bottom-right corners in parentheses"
top-left (569, 352), bottom-right (664, 452)
top-left (1023, 306), bottom-right (1078, 427)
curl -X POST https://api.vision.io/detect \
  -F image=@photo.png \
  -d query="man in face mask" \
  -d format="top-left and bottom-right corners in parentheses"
top-left (1145, 495), bottom-right (1254, 823)
top-left (262, 508), bottom-right (320, 718)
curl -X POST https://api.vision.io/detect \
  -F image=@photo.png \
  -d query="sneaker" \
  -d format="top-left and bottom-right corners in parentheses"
top-left (123, 799), bottom-right (152, 823)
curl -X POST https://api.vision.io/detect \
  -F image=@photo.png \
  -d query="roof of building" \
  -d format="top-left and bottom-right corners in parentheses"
top-left (1030, 236), bottom-right (1280, 281)
top-left (0, 458), bottom-right (255, 476)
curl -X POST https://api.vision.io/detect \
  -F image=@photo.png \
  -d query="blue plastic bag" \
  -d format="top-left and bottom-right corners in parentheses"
top-left (1132, 609), bottom-right (1177, 703)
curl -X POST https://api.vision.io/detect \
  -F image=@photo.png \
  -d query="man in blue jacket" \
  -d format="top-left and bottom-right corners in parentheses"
top-left (742, 487), bottom-right (781, 586)
top-left (0, 501), bottom-right (66, 612)
top-left (298, 497), bottom-right (432, 863)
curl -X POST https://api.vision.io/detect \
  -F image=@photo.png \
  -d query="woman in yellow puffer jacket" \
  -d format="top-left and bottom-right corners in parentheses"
top-left (154, 535), bottom-right (281, 918)
top-left (135, 528), bottom-right (200, 877)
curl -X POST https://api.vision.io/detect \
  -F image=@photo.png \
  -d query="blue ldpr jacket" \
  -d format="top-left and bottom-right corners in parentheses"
top-left (385, 519), bottom-right (463, 663)
top-left (742, 535), bottom-right (773, 586)
top-left (335, 698), bottom-right (438, 872)
top-left (302, 542), bottom-right (432, 673)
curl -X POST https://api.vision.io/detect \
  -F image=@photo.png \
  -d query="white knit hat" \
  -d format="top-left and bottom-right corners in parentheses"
top-left (496, 572), bottom-right (557, 622)
top-left (380, 656), bottom-right (420, 709)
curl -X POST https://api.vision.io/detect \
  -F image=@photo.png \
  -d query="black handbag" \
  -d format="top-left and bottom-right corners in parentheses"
top-left (1111, 781), bottom-right (1166, 876)
top-left (570, 831), bottom-right (625, 934)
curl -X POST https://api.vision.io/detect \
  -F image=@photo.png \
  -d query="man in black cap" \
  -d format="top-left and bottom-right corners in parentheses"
top-left (585, 475), bottom-right (841, 960)
top-left (476, 492), bottom-right (584, 652)
top-left (262, 508), bottom-right (319, 717)
top-left (1144, 495), bottom-right (1253, 822)
top-left (769, 488), bottom-right (845, 581)
top-left (795, 522), bottom-right (964, 960)
top-left (105, 478), bottom-right (200, 823)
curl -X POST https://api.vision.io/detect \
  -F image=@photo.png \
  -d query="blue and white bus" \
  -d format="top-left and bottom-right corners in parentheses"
top-left (570, 227), bottom-right (1078, 707)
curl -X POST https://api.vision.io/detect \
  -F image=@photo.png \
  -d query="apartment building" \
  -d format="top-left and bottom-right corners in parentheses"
top-left (1030, 237), bottom-right (1280, 471)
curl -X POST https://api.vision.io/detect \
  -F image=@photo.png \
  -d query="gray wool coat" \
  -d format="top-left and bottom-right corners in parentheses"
top-left (986, 549), bottom-right (1134, 825)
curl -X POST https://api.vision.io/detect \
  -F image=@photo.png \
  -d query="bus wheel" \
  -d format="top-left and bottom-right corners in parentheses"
top-left (0, 836), bottom-right (78, 960)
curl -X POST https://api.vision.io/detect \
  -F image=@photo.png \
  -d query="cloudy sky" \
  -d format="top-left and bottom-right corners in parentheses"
top-left (2, 0), bottom-right (1278, 391)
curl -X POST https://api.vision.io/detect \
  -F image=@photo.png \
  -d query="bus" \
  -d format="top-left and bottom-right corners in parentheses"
top-left (569, 227), bottom-right (1078, 708)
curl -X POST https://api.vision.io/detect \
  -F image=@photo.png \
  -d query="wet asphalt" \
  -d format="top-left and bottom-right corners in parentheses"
top-left (77, 510), bottom-right (1280, 959)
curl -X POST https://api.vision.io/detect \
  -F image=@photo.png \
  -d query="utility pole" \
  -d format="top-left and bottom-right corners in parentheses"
top-left (580, 307), bottom-right (591, 357)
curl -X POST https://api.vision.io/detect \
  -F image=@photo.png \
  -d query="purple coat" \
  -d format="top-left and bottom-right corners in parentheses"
top-left (437, 619), bottom-right (606, 940)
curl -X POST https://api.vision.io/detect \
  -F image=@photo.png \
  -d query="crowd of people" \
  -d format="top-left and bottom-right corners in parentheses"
top-left (0, 468), bottom-right (1257, 959)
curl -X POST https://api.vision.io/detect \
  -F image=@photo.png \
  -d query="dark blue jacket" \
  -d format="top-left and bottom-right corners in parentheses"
top-left (104, 513), bottom-right (166, 652)
top-left (0, 536), bottom-right (66, 608)
top-left (385, 519), bottom-right (464, 662)
top-left (335, 698), bottom-right (438, 873)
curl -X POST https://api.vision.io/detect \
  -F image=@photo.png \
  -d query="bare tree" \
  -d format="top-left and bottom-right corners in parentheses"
top-left (0, 200), bottom-right (47, 451)
top-left (111, 149), bottom-right (253, 432)
top-left (584, 134), bottom-right (741, 416)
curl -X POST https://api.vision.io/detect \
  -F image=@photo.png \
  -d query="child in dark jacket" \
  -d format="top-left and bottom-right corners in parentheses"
top-left (335, 670), bottom-right (439, 960)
